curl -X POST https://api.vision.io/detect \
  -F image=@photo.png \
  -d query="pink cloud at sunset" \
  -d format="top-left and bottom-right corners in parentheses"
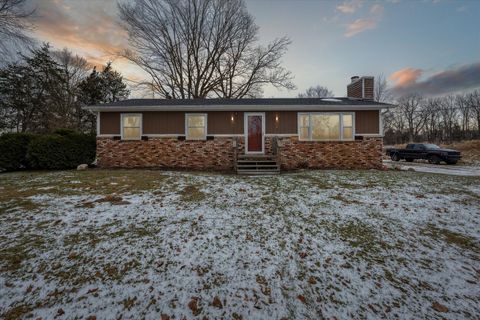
top-left (343, 3), bottom-right (383, 38)
top-left (389, 68), bottom-right (423, 87)
top-left (390, 63), bottom-right (480, 96)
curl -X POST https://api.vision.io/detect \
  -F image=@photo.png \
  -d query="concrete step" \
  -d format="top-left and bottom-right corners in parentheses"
top-left (237, 164), bottom-right (279, 168)
top-left (236, 154), bottom-right (280, 175)
top-left (238, 155), bottom-right (277, 159)
top-left (237, 170), bottom-right (280, 175)
top-left (237, 160), bottom-right (278, 164)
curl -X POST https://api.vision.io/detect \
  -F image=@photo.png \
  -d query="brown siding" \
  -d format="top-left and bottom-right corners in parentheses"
top-left (100, 112), bottom-right (120, 135)
top-left (266, 111), bottom-right (297, 134)
top-left (143, 112), bottom-right (184, 134)
top-left (100, 110), bottom-right (380, 136)
top-left (208, 112), bottom-right (244, 135)
top-left (355, 110), bottom-right (379, 134)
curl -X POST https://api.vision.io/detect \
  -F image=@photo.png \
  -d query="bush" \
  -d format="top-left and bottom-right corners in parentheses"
top-left (27, 132), bottom-right (96, 170)
top-left (0, 133), bottom-right (36, 171)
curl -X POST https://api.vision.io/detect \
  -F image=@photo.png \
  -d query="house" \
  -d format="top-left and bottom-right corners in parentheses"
top-left (85, 76), bottom-right (392, 173)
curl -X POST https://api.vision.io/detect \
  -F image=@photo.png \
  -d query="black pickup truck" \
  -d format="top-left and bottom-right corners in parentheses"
top-left (386, 143), bottom-right (462, 164)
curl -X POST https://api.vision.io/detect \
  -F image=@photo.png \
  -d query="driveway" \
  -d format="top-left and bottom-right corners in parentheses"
top-left (383, 160), bottom-right (480, 177)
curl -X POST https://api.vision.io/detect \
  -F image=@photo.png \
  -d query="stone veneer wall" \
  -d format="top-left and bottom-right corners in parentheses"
top-left (96, 136), bottom-right (382, 170)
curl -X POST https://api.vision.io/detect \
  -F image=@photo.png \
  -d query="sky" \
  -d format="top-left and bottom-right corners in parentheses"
top-left (23, 0), bottom-right (480, 98)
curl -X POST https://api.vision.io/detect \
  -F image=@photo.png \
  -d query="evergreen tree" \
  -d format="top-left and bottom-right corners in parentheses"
top-left (0, 46), bottom-right (130, 134)
top-left (101, 62), bottom-right (130, 103)
top-left (0, 44), bottom-right (63, 132)
top-left (78, 62), bottom-right (130, 105)
top-left (78, 67), bottom-right (104, 106)
top-left (77, 62), bottom-right (130, 133)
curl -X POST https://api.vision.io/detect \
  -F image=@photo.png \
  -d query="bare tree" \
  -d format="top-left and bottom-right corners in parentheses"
top-left (374, 73), bottom-right (392, 103)
top-left (456, 93), bottom-right (471, 139)
top-left (52, 48), bottom-right (90, 130)
top-left (0, 0), bottom-right (34, 61)
top-left (468, 90), bottom-right (480, 135)
top-left (118, 0), bottom-right (295, 99)
top-left (438, 96), bottom-right (458, 143)
top-left (397, 93), bottom-right (425, 142)
top-left (422, 98), bottom-right (441, 142)
top-left (298, 85), bottom-right (333, 98)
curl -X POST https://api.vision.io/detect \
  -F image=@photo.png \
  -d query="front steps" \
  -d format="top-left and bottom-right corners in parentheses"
top-left (236, 154), bottom-right (280, 175)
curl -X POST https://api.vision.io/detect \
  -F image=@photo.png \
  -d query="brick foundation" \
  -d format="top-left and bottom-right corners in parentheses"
top-left (96, 137), bottom-right (240, 170)
top-left (274, 137), bottom-right (383, 170)
top-left (96, 136), bottom-right (382, 170)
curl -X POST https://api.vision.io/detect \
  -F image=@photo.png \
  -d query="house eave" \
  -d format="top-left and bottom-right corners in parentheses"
top-left (84, 104), bottom-right (393, 112)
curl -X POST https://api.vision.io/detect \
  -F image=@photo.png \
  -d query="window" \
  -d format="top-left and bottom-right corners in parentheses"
top-left (121, 114), bottom-right (142, 140)
top-left (298, 112), bottom-right (354, 141)
top-left (342, 114), bottom-right (353, 140)
top-left (298, 114), bottom-right (310, 140)
top-left (186, 114), bottom-right (207, 140)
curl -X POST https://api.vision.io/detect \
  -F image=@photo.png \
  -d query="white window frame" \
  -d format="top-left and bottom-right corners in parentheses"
top-left (120, 113), bottom-right (142, 140)
top-left (185, 113), bottom-right (207, 140)
top-left (297, 112), bottom-right (355, 141)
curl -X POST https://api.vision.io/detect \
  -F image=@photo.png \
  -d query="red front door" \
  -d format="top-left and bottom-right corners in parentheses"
top-left (247, 114), bottom-right (263, 153)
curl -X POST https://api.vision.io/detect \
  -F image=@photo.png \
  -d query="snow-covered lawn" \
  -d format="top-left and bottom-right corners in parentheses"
top-left (0, 170), bottom-right (479, 319)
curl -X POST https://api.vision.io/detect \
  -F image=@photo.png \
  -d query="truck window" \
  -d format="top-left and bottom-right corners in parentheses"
top-left (406, 144), bottom-right (414, 149)
top-left (413, 144), bottom-right (425, 150)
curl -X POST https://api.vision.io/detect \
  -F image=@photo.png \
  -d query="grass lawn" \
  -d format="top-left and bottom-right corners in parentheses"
top-left (0, 169), bottom-right (479, 319)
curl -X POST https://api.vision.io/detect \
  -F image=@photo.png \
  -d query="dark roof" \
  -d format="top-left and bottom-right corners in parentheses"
top-left (94, 97), bottom-right (390, 108)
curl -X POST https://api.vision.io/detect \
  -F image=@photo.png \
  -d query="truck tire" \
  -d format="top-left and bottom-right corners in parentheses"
top-left (406, 158), bottom-right (413, 162)
top-left (428, 155), bottom-right (441, 165)
top-left (446, 160), bottom-right (457, 165)
top-left (391, 153), bottom-right (400, 162)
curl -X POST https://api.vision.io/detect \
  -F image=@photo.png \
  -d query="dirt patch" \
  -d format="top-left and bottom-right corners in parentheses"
top-left (0, 234), bottom-right (45, 272)
top-left (443, 140), bottom-right (480, 166)
top-left (179, 185), bottom-right (205, 202)
top-left (421, 224), bottom-right (479, 251)
top-left (94, 195), bottom-right (131, 205)
top-left (1, 303), bottom-right (33, 320)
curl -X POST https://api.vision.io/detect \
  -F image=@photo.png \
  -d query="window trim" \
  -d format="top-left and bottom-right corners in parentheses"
top-left (120, 113), bottom-right (143, 140)
top-left (185, 113), bottom-right (208, 140)
top-left (297, 112), bottom-right (355, 141)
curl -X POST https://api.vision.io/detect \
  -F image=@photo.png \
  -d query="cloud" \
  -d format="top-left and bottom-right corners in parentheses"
top-left (390, 63), bottom-right (480, 96)
top-left (390, 68), bottom-right (423, 86)
top-left (344, 19), bottom-right (377, 37)
top-left (343, 3), bottom-right (383, 37)
top-left (29, 0), bottom-right (127, 65)
top-left (337, 0), bottom-right (363, 14)
top-left (370, 4), bottom-right (384, 15)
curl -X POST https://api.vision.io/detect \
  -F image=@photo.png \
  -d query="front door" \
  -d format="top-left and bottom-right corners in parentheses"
top-left (245, 113), bottom-right (264, 154)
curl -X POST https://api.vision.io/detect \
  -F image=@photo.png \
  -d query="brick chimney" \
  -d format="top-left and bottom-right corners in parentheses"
top-left (347, 76), bottom-right (374, 100)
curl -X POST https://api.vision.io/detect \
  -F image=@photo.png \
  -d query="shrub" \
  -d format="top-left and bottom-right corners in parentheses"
top-left (53, 128), bottom-right (78, 136)
top-left (0, 133), bottom-right (36, 171)
top-left (27, 132), bottom-right (96, 170)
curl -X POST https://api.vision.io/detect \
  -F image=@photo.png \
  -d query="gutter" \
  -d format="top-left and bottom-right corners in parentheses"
top-left (83, 104), bottom-right (395, 112)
